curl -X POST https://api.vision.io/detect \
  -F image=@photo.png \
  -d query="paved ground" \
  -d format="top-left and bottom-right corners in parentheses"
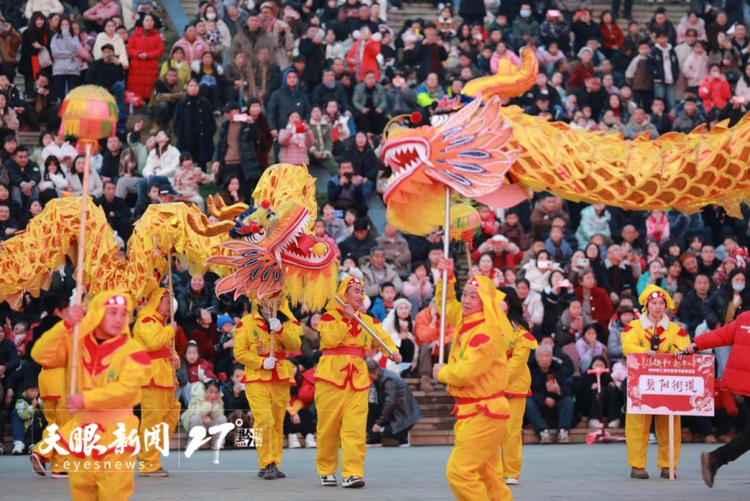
top-left (1, 443), bottom-right (748, 500)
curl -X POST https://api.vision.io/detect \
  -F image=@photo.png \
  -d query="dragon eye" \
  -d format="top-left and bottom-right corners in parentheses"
top-left (245, 228), bottom-right (266, 244)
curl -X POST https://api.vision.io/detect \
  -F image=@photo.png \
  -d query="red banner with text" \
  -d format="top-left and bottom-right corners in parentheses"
top-left (627, 353), bottom-right (715, 417)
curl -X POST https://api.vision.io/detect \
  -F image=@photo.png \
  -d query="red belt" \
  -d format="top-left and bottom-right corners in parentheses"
top-left (147, 348), bottom-right (172, 360)
top-left (42, 366), bottom-right (57, 371)
top-left (321, 347), bottom-right (365, 358)
top-left (264, 352), bottom-right (287, 360)
top-left (453, 391), bottom-right (506, 405)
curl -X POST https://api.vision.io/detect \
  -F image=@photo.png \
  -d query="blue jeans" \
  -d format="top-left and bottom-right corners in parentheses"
top-left (361, 179), bottom-right (375, 200)
top-left (10, 408), bottom-right (25, 442)
top-left (653, 83), bottom-right (675, 112)
top-left (136, 175), bottom-right (170, 205)
top-left (526, 395), bottom-right (574, 432)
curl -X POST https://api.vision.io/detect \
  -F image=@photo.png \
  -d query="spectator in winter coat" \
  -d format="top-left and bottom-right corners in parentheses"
top-left (676, 12), bottom-right (707, 44)
top-left (312, 69), bottom-right (350, 112)
top-left (530, 193), bottom-right (569, 237)
top-left (173, 24), bottom-right (211, 66)
top-left (327, 161), bottom-right (368, 217)
top-left (546, 226), bottom-right (573, 265)
top-left (625, 41), bottom-right (653, 108)
top-left (339, 132), bottom-right (379, 200)
top-left (346, 26), bottom-right (381, 82)
top-left (575, 204), bottom-right (611, 250)
top-left (699, 64), bottom-right (732, 113)
top-left (126, 16), bottom-right (164, 100)
top-left (173, 80), bottom-right (216, 168)
top-left (361, 246), bottom-right (404, 298)
top-left (511, 5), bottom-right (540, 48)
top-left (571, 9), bottom-right (603, 54)
top-left (49, 19), bottom-right (81, 102)
top-left (599, 11), bottom-right (624, 56)
top-left (576, 323), bottom-right (608, 372)
top-left (623, 107), bottom-right (659, 139)
top-left (672, 97), bottom-right (706, 133)
top-left (526, 345), bottom-right (574, 443)
top-left (647, 30), bottom-right (679, 111)
top-left (575, 269), bottom-right (614, 337)
top-left (677, 274), bottom-right (711, 337)
top-left (412, 23), bottom-right (447, 81)
top-left (646, 8), bottom-right (677, 46)
top-left (681, 40), bottom-right (708, 93)
top-left (376, 223), bottom-right (412, 276)
top-left (266, 68), bottom-right (310, 137)
top-left (278, 110), bottom-right (314, 165)
top-left (352, 71), bottom-right (388, 136)
top-left (339, 219), bottom-right (377, 262)
top-left (607, 306), bottom-right (634, 362)
top-left (149, 69), bottom-right (186, 131)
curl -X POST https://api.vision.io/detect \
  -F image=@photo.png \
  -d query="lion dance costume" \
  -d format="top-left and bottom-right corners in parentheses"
top-left (622, 285), bottom-right (690, 477)
top-left (233, 299), bottom-right (302, 478)
top-left (31, 292), bottom-right (151, 501)
top-left (314, 277), bottom-right (398, 487)
top-left (436, 274), bottom-right (513, 501)
top-left (132, 288), bottom-right (181, 476)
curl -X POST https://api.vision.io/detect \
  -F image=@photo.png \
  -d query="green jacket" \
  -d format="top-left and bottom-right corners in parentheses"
top-left (352, 82), bottom-right (387, 112)
top-left (309, 120), bottom-right (333, 156)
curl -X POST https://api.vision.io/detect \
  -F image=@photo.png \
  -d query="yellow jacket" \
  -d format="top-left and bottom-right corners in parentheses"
top-left (622, 315), bottom-right (690, 355)
top-left (39, 366), bottom-right (65, 402)
top-left (132, 289), bottom-right (176, 389)
top-left (31, 318), bottom-right (151, 459)
top-left (504, 326), bottom-right (538, 397)
top-left (234, 312), bottom-right (302, 384)
top-left (315, 308), bottom-right (398, 391)
top-left (132, 311), bottom-right (175, 389)
top-left (436, 278), bottom-right (511, 419)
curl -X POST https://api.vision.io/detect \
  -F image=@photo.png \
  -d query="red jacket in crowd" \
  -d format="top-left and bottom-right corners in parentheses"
top-left (695, 311), bottom-right (750, 398)
top-left (698, 74), bottom-right (731, 112)
top-left (190, 324), bottom-right (220, 360)
top-left (575, 285), bottom-right (614, 337)
top-left (600, 23), bottom-right (624, 50)
top-left (126, 26), bottom-right (165, 99)
top-left (185, 357), bottom-right (217, 384)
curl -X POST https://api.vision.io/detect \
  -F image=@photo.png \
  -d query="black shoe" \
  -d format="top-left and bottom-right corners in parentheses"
top-left (257, 467), bottom-right (266, 478)
top-left (701, 452), bottom-right (718, 488)
top-left (264, 463), bottom-right (283, 480)
top-left (660, 468), bottom-right (676, 479)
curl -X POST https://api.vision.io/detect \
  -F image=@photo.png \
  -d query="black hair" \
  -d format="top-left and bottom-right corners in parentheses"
top-left (582, 323), bottom-right (605, 343)
top-left (499, 286), bottom-right (530, 331)
top-left (14, 146), bottom-right (27, 155)
top-left (204, 380), bottom-right (221, 391)
top-left (179, 152), bottom-right (193, 163)
top-left (380, 282), bottom-right (395, 291)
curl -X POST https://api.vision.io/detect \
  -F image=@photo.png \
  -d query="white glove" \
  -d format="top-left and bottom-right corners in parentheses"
top-left (198, 365), bottom-right (210, 382)
top-left (263, 357), bottom-right (277, 370)
top-left (268, 318), bottom-right (282, 333)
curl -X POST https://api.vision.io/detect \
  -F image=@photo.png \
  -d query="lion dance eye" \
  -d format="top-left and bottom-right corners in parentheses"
top-left (245, 228), bottom-right (266, 244)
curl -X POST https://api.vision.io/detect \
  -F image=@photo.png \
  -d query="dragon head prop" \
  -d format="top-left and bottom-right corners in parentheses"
top-left (381, 49), bottom-right (539, 236)
top-left (194, 164), bottom-right (338, 309)
top-left (382, 96), bottom-right (527, 235)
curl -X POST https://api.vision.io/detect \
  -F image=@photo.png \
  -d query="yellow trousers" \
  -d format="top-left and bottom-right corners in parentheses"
top-left (626, 414), bottom-right (681, 469)
top-left (138, 387), bottom-right (180, 473)
top-left (447, 412), bottom-right (513, 501)
top-left (68, 454), bottom-right (135, 501)
top-left (245, 381), bottom-right (290, 469)
top-left (37, 398), bottom-right (70, 473)
top-left (501, 396), bottom-right (526, 480)
top-left (315, 381), bottom-right (368, 478)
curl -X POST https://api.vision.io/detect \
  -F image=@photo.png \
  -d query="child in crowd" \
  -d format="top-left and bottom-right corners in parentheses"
top-left (370, 282), bottom-right (397, 321)
top-left (403, 261), bottom-right (434, 319)
top-left (497, 207), bottom-right (529, 250)
top-left (182, 380), bottom-right (228, 450)
top-left (607, 306), bottom-right (634, 362)
top-left (278, 111), bottom-right (314, 165)
top-left (339, 254), bottom-right (363, 282)
top-left (576, 323), bottom-right (608, 372)
top-left (178, 341), bottom-right (216, 406)
top-left (285, 360), bottom-right (318, 449)
top-left (204, 20), bottom-right (225, 59)
top-left (503, 267), bottom-right (517, 287)
top-left (213, 314), bottom-right (237, 376)
top-left (10, 319), bottom-right (30, 358)
top-left (576, 356), bottom-right (622, 429)
top-left (646, 209), bottom-right (670, 245)
top-left (10, 379), bottom-right (45, 455)
top-left (473, 252), bottom-right (505, 288)
top-left (222, 364), bottom-right (253, 448)
top-left (172, 152), bottom-right (214, 213)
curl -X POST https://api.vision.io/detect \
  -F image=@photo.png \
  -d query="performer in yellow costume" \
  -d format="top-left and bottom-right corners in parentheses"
top-left (31, 292), bottom-right (152, 501)
top-left (233, 297), bottom-right (302, 479)
top-left (30, 299), bottom-right (72, 478)
top-left (315, 276), bottom-right (400, 488)
top-left (432, 259), bottom-right (513, 501)
top-left (132, 288), bottom-right (181, 477)
top-left (498, 286), bottom-right (538, 486)
top-left (622, 285), bottom-right (690, 479)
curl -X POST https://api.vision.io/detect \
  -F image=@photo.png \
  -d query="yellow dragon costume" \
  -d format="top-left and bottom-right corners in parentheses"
top-left (382, 48), bottom-right (750, 236)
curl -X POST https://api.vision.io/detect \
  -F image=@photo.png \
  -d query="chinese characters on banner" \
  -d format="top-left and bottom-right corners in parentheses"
top-left (627, 353), bottom-right (715, 417)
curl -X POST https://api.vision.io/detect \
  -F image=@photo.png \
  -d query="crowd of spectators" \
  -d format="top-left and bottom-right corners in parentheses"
top-left (1, 0), bottom-right (749, 453)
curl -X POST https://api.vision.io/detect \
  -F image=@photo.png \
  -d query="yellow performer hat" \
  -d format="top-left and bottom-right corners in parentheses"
top-left (638, 284), bottom-right (675, 312)
top-left (138, 287), bottom-right (169, 319)
top-left (325, 275), bottom-right (364, 311)
top-left (80, 291), bottom-right (134, 337)
top-left (464, 274), bottom-right (508, 333)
